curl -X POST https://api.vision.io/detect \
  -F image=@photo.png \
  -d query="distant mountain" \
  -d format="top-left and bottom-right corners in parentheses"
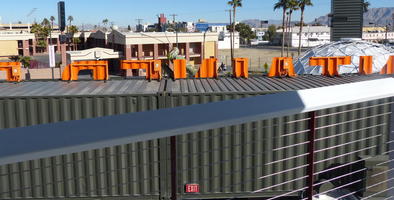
top-left (313, 7), bottom-right (394, 26)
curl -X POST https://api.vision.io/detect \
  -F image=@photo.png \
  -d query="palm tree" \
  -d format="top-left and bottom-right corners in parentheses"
top-left (286, 0), bottom-right (299, 57)
top-left (41, 18), bottom-right (51, 27)
top-left (68, 25), bottom-right (79, 50)
top-left (297, 0), bottom-right (313, 56)
top-left (102, 19), bottom-right (109, 31)
top-left (274, 0), bottom-right (289, 57)
top-left (67, 16), bottom-right (74, 32)
top-left (228, 0), bottom-right (242, 60)
top-left (363, 1), bottom-right (370, 13)
top-left (49, 16), bottom-right (55, 45)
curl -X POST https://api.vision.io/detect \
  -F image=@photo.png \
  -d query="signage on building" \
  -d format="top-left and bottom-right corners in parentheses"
top-left (48, 45), bottom-right (56, 68)
top-left (185, 184), bottom-right (200, 193)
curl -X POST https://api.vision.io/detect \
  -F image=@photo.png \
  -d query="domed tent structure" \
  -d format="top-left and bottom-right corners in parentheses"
top-left (294, 40), bottom-right (394, 75)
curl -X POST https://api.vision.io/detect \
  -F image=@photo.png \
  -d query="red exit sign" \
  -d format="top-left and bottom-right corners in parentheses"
top-left (185, 184), bottom-right (200, 193)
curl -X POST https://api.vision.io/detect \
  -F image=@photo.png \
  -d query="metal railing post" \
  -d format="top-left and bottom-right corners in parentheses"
top-left (170, 136), bottom-right (177, 200)
top-left (389, 97), bottom-right (394, 197)
top-left (307, 111), bottom-right (317, 200)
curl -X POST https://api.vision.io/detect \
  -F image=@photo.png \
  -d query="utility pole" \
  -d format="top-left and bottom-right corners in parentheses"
top-left (226, 9), bottom-right (233, 63)
top-left (170, 14), bottom-right (178, 48)
top-left (136, 18), bottom-right (143, 32)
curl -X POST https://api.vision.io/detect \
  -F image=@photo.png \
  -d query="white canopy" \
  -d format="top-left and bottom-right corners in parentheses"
top-left (66, 47), bottom-right (122, 62)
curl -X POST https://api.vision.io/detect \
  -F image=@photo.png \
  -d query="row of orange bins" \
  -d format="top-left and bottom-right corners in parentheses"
top-left (268, 55), bottom-right (394, 77)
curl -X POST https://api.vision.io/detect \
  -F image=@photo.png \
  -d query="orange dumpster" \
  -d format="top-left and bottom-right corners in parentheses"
top-left (268, 57), bottom-right (296, 77)
top-left (309, 56), bottom-right (351, 77)
top-left (359, 56), bottom-right (373, 75)
top-left (62, 60), bottom-right (109, 81)
top-left (380, 56), bottom-right (394, 75)
top-left (195, 58), bottom-right (218, 78)
top-left (232, 58), bottom-right (248, 78)
top-left (173, 59), bottom-right (187, 79)
top-left (0, 62), bottom-right (22, 82)
top-left (121, 60), bottom-right (162, 80)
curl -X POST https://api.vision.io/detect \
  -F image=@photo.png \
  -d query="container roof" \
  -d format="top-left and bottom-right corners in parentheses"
top-left (166, 75), bottom-right (391, 94)
top-left (0, 79), bottom-right (165, 97)
top-left (0, 75), bottom-right (390, 98)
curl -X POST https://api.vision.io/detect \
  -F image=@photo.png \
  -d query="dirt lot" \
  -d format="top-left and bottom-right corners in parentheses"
top-left (218, 46), bottom-right (308, 72)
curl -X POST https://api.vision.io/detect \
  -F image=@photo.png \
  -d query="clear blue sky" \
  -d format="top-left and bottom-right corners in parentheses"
top-left (0, 0), bottom-right (392, 26)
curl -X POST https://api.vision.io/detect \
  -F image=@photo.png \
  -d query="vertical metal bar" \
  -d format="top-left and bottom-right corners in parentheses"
top-left (389, 97), bottom-right (394, 197)
top-left (307, 111), bottom-right (316, 200)
top-left (170, 136), bottom-right (177, 200)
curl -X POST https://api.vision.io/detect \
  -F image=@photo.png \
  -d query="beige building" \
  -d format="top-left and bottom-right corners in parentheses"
top-left (0, 30), bottom-right (34, 60)
top-left (107, 31), bottom-right (219, 65)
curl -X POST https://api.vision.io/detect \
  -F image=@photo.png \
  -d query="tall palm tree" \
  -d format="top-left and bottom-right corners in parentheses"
top-left (67, 16), bottom-right (74, 32)
top-left (297, 0), bottom-right (313, 56)
top-left (49, 16), bottom-right (55, 45)
top-left (274, 0), bottom-right (289, 57)
top-left (102, 19), bottom-right (109, 31)
top-left (286, 0), bottom-right (299, 57)
top-left (228, 0), bottom-right (242, 60)
top-left (363, 1), bottom-right (370, 13)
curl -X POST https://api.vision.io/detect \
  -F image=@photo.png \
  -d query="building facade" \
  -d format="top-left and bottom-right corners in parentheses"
top-left (107, 30), bottom-right (219, 66)
top-left (277, 26), bottom-right (331, 47)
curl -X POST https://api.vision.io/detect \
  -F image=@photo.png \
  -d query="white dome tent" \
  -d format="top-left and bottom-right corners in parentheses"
top-left (294, 40), bottom-right (394, 75)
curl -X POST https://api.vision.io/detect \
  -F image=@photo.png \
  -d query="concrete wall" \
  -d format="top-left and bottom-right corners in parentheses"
top-left (0, 40), bottom-right (18, 57)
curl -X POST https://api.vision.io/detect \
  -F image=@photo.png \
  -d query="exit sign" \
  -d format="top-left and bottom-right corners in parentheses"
top-left (185, 184), bottom-right (200, 193)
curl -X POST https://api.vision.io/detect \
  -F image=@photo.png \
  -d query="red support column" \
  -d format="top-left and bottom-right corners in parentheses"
top-left (61, 43), bottom-right (67, 67)
top-left (200, 42), bottom-right (204, 64)
top-left (22, 40), bottom-right (30, 56)
top-left (56, 38), bottom-right (60, 53)
top-left (124, 44), bottom-right (133, 77)
top-left (137, 44), bottom-right (143, 60)
top-left (153, 44), bottom-right (159, 60)
top-left (185, 42), bottom-right (190, 61)
top-left (32, 39), bottom-right (37, 55)
top-left (125, 45), bottom-right (132, 60)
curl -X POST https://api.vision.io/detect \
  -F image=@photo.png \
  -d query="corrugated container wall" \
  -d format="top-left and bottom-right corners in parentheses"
top-left (0, 80), bottom-right (165, 199)
top-left (164, 77), bottom-right (392, 199)
top-left (0, 75), bottom-right (392, 199)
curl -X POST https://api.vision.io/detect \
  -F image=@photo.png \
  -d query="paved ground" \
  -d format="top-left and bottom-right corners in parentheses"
top-left (218, 46), bottom-right (309, 72)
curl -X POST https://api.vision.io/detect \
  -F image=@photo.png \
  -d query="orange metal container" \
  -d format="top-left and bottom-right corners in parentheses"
top-left (359, 56), bottom-right (373, 75)
top-left (0, 62), bottom-right (22, 82)
top-left (232, 58), bottom-right (248, 78)
top-left (380, 56), bottom-right (394, 75)
top-left (268, 57), bottom-right (296, 77)
top-left (309, 56), bottom-right (351, 77)
top-left (173, 59), bottom-right (187, 79)
top-left (195, 58), bottom-right (218, 78)
top-left (121, 60), bottom-right (162, 80)
top-left (62, 60), bottom-right (109, 81)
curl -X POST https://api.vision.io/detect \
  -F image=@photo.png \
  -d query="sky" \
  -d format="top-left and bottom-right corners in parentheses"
top-left (0, 0), bottom-right (392, 27)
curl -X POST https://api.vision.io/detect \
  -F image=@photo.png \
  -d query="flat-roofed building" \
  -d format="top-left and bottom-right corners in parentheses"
top-left (0, 30), bottom-right (34, 59)
top-left (107, 30), bottom-right (219, 65)
top-left (276, 26), bottom-right (331, 47)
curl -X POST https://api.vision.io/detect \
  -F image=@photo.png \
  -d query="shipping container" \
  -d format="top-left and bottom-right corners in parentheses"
top-left (0, 75), bottom-right (392, 199)
top-left (163, 75), bottom-right (392, 199)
